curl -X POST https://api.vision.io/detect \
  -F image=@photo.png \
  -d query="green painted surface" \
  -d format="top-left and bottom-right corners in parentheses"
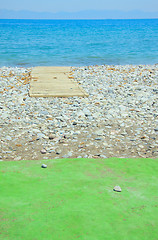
top-left (0, 158), bottom-right (158, 240)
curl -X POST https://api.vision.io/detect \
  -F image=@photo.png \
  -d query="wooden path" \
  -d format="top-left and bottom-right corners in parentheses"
top-left (29, 67), bottom-right (88, 97)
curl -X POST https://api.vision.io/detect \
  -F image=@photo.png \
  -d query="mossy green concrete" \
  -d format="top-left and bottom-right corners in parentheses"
top-left (0, 158), bottom-right (158, 240)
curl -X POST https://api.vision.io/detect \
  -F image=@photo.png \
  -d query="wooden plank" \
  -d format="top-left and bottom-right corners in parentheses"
top-left (29, 67), bottom-right (88, 97)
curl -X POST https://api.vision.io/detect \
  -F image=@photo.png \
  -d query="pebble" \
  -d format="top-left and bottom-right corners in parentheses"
top-left (62, 152), bottom-right (73, 158)
top-left (40, 149), bottom-right (47, 154)
top-left (55, 148), bottom-right (61, 155)
top-left (14, 156), bottom-right (22, 161)
top-left (95, 138), bottom-right (102, 141)
top-left (41, 164), bottom-right (47, 168)
top-left (113, 186), bottom-right (122, 192)
top-left (6, 136), bottom-right (12, 141)
top-left (49, 133), bottom-right (56, 139)
top-left (0, 65), bottom-right (158, 160)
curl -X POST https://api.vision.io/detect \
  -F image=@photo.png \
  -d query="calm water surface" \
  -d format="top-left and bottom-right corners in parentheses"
top-left (0, 19), bottom-right (158, 67)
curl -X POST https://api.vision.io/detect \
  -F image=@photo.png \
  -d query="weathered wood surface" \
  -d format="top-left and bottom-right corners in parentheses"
top-left (29, 67), bottom-right (88, 97)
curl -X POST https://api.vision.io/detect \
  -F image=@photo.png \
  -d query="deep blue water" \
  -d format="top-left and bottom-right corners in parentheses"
top-left (0, 19), bottom-right (158, 67)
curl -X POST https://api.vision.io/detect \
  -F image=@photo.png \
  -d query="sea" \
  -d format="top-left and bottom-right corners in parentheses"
top-left (0, 19), bottom-right (158, 67)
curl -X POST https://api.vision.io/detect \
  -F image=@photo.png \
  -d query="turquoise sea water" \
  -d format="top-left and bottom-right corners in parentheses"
top-left (0, 19), bottom-right (158, 67)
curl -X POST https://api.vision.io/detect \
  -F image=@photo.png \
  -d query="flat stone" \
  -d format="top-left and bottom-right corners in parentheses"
top-left (14, 156), bottom-right (22, 161)
top-left (37, 133), bottom-right (46, 138)
top-left (83, 108), bottom-right (91, 116)
top-left (49, 133), bottom-right (56, 139)
top-left (95, 138), bottom-right (102, 140)
top-left (100, 155), bottom-right (107, 158)
top-left (6, 136), bottom-right (12, 141)
top-left (41, 164), bottom-right (47, 168)
top-left (94, 129), bottom-right (104, 136)
top-left (40, 149), bottom-right (47, 154)
top-left (113, 186), bottom-right (122, 192)
top-left (55, 148), bottom-right (61, 154)
top-left (62, 152), bottom-right (72, 158)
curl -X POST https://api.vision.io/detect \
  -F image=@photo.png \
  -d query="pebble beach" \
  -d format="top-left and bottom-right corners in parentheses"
top-left (0, 64), bottom-right (158, 161)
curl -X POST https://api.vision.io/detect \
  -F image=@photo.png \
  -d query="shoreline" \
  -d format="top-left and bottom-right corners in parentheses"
top-left (1, 63), bottom-right (158, 68)
top-left (0, 64), bottom-right (158, 160)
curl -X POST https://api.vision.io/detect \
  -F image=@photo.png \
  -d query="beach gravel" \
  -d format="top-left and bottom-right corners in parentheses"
top-left (0, 64), bottom-right (158, 160)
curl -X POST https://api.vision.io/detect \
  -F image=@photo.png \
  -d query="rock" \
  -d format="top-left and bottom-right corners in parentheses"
top-left (41, 164), bottom-right (47, 168)
top-left (108, 88), bottom-right (114, 94)
top-left (55, 148), bottom-right (61, 155)
top-left (6, 136), bottom-right (12, 141)
top-left (94, 129), bottom-right (104, 136)
top-left (33, 129), bottom-right (41, 133)
top-left (49, 133), bottom-right (56, 139)
top-left (40, 110), bottom-right (49, 115)
top-left (100, 155), bottom-right (107, 158)
top-left (62, 152), bottom-right (72, 158)
top-left (95, 138), bottom-right (102, 140)
top-left (14, 156), bottom-right (22, 161)
top-left (40, 149), bottom-right (47, 154)
top-left (37, 133), bottom-right (46, 139)
top-left (83, 108), bottom-right (91, 116)
top-left (113, 186), bottom-right (122, 192)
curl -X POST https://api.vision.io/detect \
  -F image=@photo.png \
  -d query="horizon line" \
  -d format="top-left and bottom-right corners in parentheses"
top-left (0, 18), bottom-right (158, 20)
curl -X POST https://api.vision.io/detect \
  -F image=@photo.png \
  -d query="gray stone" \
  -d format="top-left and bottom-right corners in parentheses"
top-left (95, 138), bottom-right (102, 140)
top-left (37, 133), bottom-right (46, 138)
top-left (49, 133), bottom-right (56, 139)
top-left (100, 155), bottom-right (107, 158)
top-left (55, 148), bottom-right (61, 155)
top-left (62, 152), bottom-right (72, 158)
top-left (113, 186), bottom-right (122, 192)
top-left (40, 110), bottom-right (49, 115)
top-left (33, 129), bottom-right (41, 133)
top-left (41, 164), bottom-right (47, 168)
top-left (14, 156), bottom-right (22, 161)
top-left (83, 108), bottom-right (91, 116)
top-left (94, 129), bottom-right (104, 136)
top-left (40, 149), bottom-right (47, 154)
top-left (6, 136), bottom-right (12, 141)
